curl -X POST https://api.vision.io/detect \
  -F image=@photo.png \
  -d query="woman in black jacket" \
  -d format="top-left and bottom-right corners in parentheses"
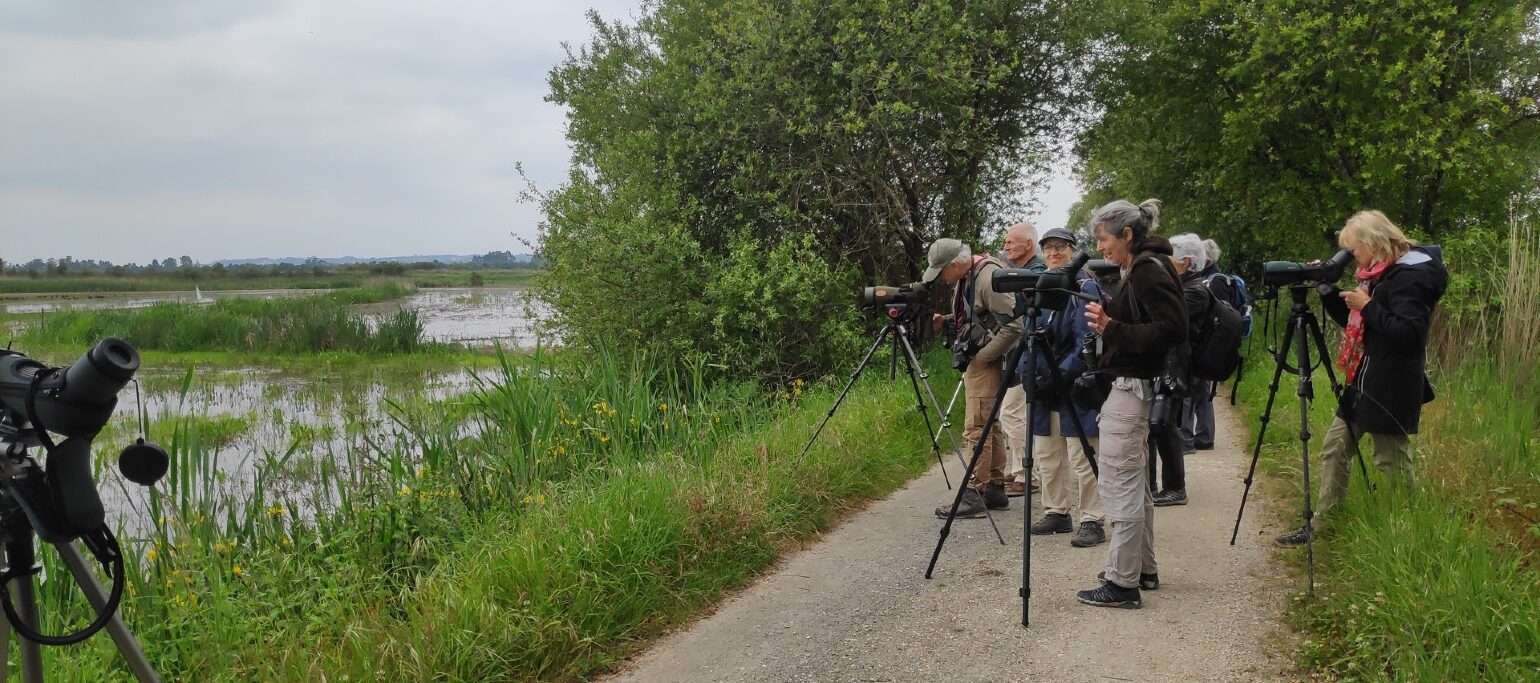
top-left (1275, 210), bottom-right (1447, 547)
top-left (1077, 199), bottom-right (1187, 608)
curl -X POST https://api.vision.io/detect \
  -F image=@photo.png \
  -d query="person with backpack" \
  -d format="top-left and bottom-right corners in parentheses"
top-left (1275, 210), bottom-right (1447, 547)
top-left (1077, 199), bottom-right (1187, 609)
top-left (1145, 234), bottom-right (1212, 507)
top-left (925, 238), bottom-right (1023, 520)
top-left (1182, 238), bottom-right (1248, 452)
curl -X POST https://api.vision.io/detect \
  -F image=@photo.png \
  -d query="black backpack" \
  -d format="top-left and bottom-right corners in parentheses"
top-left (1190, 287), bottom-right (1244, 381)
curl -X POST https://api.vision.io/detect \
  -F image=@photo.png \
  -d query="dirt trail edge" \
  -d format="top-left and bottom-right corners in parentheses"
top-left (609, 400), bottom-right (1295, 682)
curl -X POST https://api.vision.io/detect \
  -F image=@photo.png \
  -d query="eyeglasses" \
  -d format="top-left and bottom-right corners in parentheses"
top-left (1041, 242), bottom-right (1073, 253)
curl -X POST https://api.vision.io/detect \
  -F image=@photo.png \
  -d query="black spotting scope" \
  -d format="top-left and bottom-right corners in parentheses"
top-left (0, 339), bottom-right (167, 541)
top-left (992, 252), bottom-right (1094, 311)
top-left (1262, 248), bottom-right (1354, 287)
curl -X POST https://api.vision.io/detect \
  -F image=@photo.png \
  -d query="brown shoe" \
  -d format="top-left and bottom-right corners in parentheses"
top-left (1004, 480), bottom-right (1027, 497)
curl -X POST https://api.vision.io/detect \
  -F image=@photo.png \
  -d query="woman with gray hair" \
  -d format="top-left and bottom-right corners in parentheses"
top-left (1145, 234), bottom-right (1211, 509)
top-left (1078, 199), bottom-right (1187, 609)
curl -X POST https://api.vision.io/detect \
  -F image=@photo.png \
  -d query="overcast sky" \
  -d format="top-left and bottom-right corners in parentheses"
top-left (0, 1), bottom-right (1080, 265)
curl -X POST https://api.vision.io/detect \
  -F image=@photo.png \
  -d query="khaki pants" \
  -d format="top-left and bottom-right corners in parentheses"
top-left (963, 357), bottom-right (1007, 488)
top-left (1036, 412), bottom-right (1103, 523)
top-left (1313, 416), bottom-right (1413, 530)
top-left (1098, 381), bottom-right (1156, 589)
top-left (999, 384), bottom-right (1032, 479)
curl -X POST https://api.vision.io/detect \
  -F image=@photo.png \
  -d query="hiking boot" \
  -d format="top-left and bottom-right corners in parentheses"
top-left (982, 482), bottom-right (1009, 510)
top-left (1098, 570), bottom-right (1159, 590)
top-left (1070, 521), bottom-right (1106, 547)
top-left (935, 488), bottom-right (987, 519)
top-left (1076, 581), bottom-right (1141, 609)
top-left (1274, 527), bottom-right (1312, 547)
top-left (1004, 480), bottom-right (1027, 497)
top-left (1030, 512), bottom-right (1072, 535)
top-left (1153, 489), bottom-right (1188, 507)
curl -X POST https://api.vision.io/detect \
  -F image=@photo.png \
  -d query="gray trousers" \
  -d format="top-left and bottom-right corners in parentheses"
top-left (1098, 381), bottom-right (1156, 589)
top-left (1180, 382), bottom-right (1215, 449)
top-left (1312, 416), bottom-right (1413, 530)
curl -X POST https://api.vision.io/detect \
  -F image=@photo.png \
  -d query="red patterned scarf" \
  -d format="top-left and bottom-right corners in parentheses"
top-left (1336, 260), bottom-right (1391, 383)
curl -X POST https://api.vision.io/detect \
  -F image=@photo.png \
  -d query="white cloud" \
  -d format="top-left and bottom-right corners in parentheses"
top-left (0, 0), bottom-right (640, 263)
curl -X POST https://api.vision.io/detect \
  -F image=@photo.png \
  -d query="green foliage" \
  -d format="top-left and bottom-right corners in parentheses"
top-left (538, 0), bottom-right (1077, 381)
top-left (1073, 0), bottom-right (1540, 268)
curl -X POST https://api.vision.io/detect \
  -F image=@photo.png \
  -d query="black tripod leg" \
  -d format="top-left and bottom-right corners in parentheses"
top-left (1304, 315), bottom-right (1373, 493)
top-left (1230, 315), bottom-right (1297, 545)
top-left (926, 345), bottom-right (1022, 578)
top-left (1022, 396), bottom-right (1036, 628)
top-left (1292, 313), bottom-right (1317, 596)
top-left (794, 324), bottom-right (891, 463)
top-left (896, 327), bottom-right (952, 489)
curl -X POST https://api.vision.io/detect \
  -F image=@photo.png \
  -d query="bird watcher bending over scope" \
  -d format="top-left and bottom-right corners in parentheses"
top-left (922, 238), bottom-right (1022, 519)
top-left (1273, 210), bottom-right (1447, 548)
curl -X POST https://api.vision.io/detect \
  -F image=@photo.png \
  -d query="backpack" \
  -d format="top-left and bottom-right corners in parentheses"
top-left (1205, 272), bottom-right (1253, 338)
top-left (1190, 286), bottom-right (1245, 382)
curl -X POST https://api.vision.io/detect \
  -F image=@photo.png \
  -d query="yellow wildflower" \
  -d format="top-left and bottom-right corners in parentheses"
top-left (232, 565), bottom-right (245, 578)
top-left (145, 546), bottom-right (159, 562)
top-left (399, 484), bottom-right (413, 497)
top-left (658, 402), bottom-right (668, 413)
top-left (266, 505), bottom-right (285, 519)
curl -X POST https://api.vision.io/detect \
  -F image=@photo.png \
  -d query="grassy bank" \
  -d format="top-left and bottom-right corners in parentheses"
top-left (1233, 308), bottom-right (1540, 679)
top-left (36, 347), bottom-right (954, 681)
top-left (12, 285), bottom-right (434, 354)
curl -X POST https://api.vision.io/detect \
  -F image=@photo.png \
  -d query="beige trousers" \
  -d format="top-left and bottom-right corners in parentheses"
top-left (1000, 384), bottom-right (1031, 479)
top-left (1098, 381), bottom-right (1156, 588)
top-left (1035, 413), bottom-right (1104, 523)
top-left (1312, 416), bottom-right (1414, 530)
top-left (963, 357), bottom-right (1007, 488)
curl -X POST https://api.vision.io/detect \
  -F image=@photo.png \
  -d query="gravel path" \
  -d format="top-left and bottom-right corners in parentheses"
top-left (609, 400), bottom-right (1295, 682)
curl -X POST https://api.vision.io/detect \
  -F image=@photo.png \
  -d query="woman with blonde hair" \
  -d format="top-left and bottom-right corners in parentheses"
top-left (1275, 210), bottom-right (1448, 547)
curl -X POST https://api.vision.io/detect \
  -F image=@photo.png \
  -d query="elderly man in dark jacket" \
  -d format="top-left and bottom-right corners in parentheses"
top-left (1276, 210), bottom-right (1447, 546)
top-left (1021, 228), bottom-right (1106, 548)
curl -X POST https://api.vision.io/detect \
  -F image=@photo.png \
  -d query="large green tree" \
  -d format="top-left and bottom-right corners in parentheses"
top-left (537, 0), bottom-right (1076, 382)
top-left (1073, 0), bottom-right (1540, 268)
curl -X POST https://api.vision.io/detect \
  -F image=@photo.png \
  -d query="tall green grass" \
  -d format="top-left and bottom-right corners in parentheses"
top-left (15, 285), bottom-right (428, 354)
top-left (29, 346), bottom-right (952, 680)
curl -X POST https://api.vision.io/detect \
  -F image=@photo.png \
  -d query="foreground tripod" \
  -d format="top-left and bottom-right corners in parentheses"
top-left (926, 267), bottom-right (1097, 627)
top-left (0, 444), bottom-right (160, 683)
top-left (795, 302), bottom-right (1006, 543)
top-left (1229, 285), bottom-right (1369, 595)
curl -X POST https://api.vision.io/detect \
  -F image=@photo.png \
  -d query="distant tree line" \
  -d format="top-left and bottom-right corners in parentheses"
top-left (0, 252), bottom-right (542, 279)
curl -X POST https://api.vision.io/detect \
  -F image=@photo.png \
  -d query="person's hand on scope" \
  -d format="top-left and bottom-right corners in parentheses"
top-left (1341, 287), bottom-right (1370, 311)
top-left (1084, 301), bottom-right (1111, 334)
top-left (932, 313), bottom-right (946, 334)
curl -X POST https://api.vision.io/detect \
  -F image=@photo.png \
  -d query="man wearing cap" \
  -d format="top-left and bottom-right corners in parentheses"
top-left (998, 223), bottom-right (1047, 497)
top-left (926, 237), bottom-right (1023, 518)
top-left (1024, 228), bottom-right (1107, 547)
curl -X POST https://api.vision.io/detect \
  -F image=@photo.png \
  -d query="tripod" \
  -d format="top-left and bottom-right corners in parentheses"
top-left (0, 446), bottom-right (160, 683)
top-left (926, 289), bottom-right (1098, 627)
top-left (1229, 285), bottom-right (1369, 595)
top-left (795, 304), bottom-right (1005, 544)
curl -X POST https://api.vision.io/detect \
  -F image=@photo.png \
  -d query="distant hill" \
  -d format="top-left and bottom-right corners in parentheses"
top-left (218, 253), bottom-right (536, 266)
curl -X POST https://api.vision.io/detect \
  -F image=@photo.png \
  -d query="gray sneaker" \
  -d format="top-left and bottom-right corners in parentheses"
top-left (1030, 512), bottom-right (1072, 535)
top-left (1070, 521), bottom-right (1106, 547)
top-left (935, 488), bottom-right (987, 519)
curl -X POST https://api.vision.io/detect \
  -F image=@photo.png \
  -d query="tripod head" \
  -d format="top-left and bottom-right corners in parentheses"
top-left (993, 252), bottom-right (1096, 319)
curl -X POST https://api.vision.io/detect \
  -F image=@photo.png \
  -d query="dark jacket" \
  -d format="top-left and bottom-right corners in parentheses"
top-left (1322, 245), bottom-right (1447, 435)
top-left (1099, 237), bottom-right (1188, 379)
top-left (1022, 273), bottom-right (1102, 437)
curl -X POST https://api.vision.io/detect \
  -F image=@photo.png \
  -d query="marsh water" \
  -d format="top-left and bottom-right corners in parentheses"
top-left (2, 286), bottom-right (546, 532)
